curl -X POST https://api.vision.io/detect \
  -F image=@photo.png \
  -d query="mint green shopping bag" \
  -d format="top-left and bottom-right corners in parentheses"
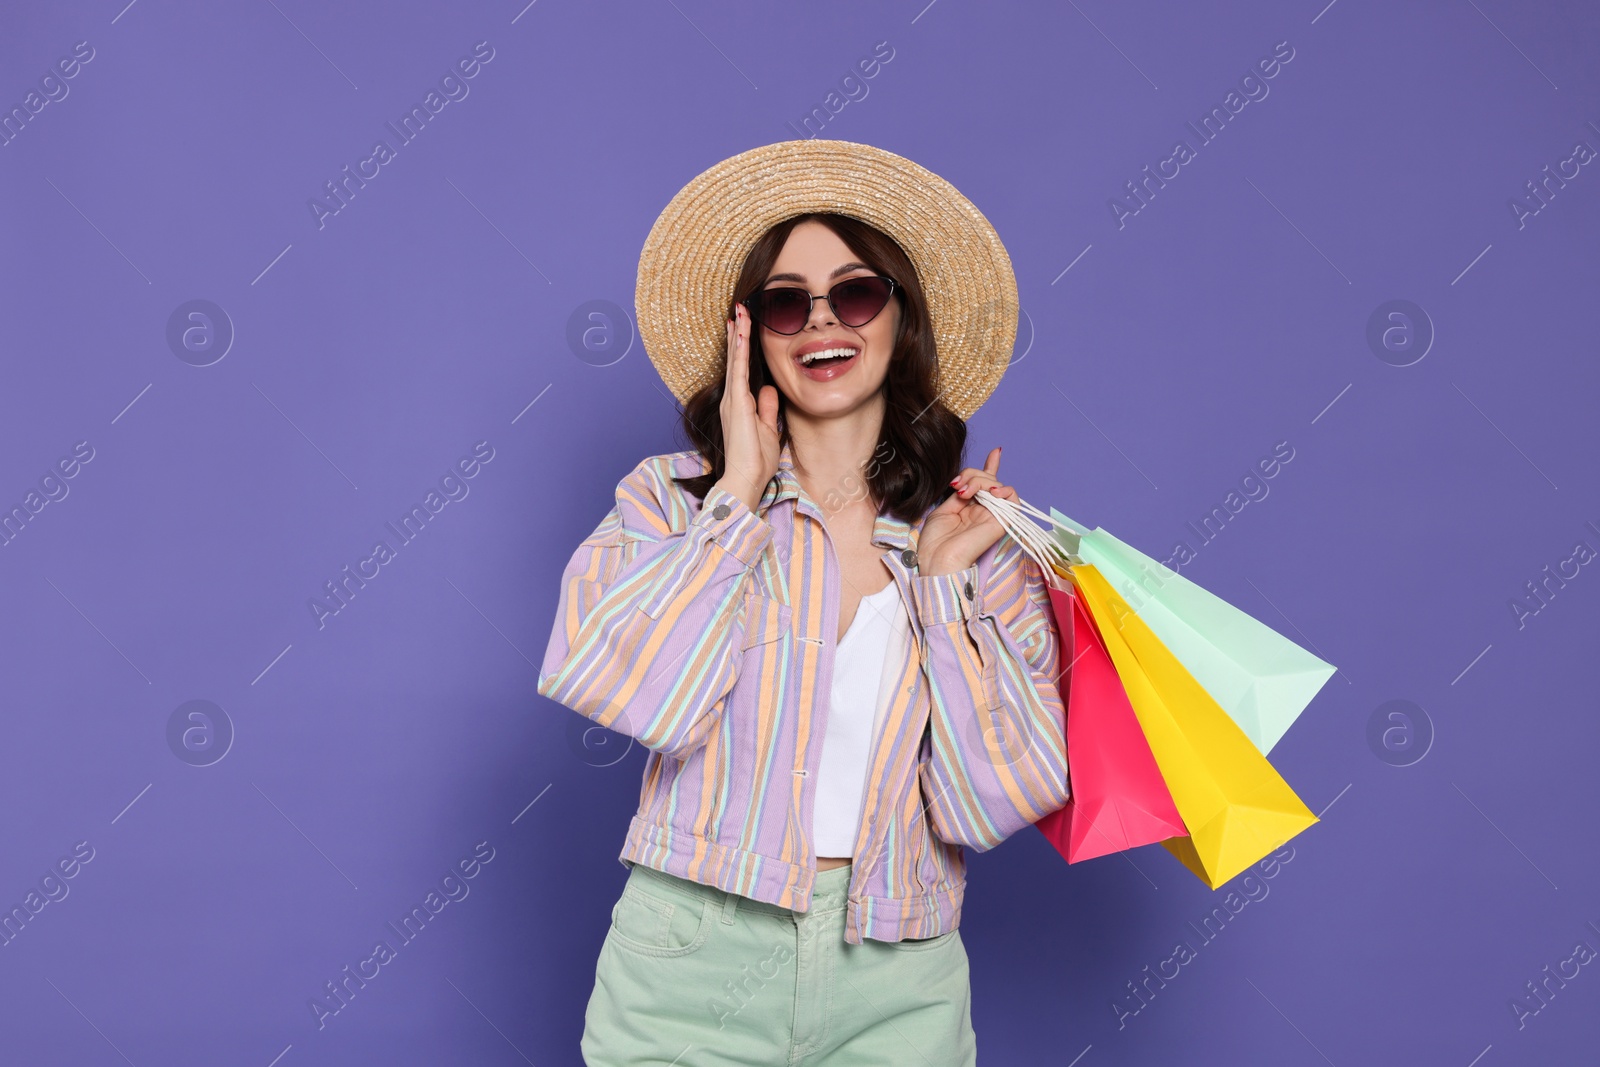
top-left (1050, 509), bottom-right (1335, 755)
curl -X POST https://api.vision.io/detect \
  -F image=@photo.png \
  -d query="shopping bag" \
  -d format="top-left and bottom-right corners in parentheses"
top-left (1050, 508), bottom-right (1334, 756)
top-left (1033, 581), bottom-right (1188, 863)
top-left (1071, 563), bottom-right (1319, 888)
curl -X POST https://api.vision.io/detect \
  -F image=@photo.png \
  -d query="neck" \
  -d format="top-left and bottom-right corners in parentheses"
top-left (786, 394), bottom-right (886, 508)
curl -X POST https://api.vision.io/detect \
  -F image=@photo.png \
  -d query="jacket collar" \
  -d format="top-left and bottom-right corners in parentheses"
top-left (757, 443), bottom-right (917, 551)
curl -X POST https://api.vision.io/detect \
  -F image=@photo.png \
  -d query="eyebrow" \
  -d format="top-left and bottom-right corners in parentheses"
top-left (762, 261), bottom-right (873, 287)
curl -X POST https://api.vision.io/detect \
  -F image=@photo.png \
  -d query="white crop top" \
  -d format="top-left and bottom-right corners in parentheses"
top-left (812, 582), bottom-right (910, 857)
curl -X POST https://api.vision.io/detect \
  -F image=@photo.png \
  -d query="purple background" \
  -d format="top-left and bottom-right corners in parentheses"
top-left (2, 0), bottom-right (1597, 1063)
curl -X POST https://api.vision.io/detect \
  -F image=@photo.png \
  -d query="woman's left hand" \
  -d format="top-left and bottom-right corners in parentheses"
top-left (917, 447), bottom-right (1015, 577)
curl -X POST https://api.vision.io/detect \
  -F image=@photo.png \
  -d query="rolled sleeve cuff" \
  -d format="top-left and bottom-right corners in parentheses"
top-left (913, 565), bottom-right (978, 625)
top-left (694, 486), bottom-right (774, 567)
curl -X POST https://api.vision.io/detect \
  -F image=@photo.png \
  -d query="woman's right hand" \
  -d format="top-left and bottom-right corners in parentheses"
top-left (712, 303), bottom-right (781, 513)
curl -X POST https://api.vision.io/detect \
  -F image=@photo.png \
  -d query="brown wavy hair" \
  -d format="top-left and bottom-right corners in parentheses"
top-left (672, 212), bottom-right (966, 523)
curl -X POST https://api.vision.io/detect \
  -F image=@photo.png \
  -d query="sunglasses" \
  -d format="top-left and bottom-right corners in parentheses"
top-left (739, 274), bottom-right (900, 336)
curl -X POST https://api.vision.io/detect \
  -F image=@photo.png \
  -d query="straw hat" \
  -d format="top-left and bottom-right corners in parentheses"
top-left (634, 139), bottom-right (1018, 421)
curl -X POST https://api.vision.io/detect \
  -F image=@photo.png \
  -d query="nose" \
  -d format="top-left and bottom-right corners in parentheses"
top-left (805, 294), bottom-right (838, 329)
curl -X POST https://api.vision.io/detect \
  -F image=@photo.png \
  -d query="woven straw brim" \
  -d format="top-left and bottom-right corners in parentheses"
top-left (635, 139), bottom-right (1018, 422)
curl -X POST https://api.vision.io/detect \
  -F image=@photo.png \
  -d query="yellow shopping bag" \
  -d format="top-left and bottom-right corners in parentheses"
top-left (1071, 563), bottom-right (1318, 888)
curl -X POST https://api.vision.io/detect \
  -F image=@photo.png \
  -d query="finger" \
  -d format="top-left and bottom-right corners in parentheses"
top-left (983, 447), bottom-right (1001, 477)
top-left (950, 466), bottom-right (988, 489)
top-left (722, 321), bottom-right (733, 397)
top-left (757, 384), bottom-right (780, 435)
top-left (953, 471), bottom-right (1001, 498)
top-left (725, 306), bottom-right (750, 402)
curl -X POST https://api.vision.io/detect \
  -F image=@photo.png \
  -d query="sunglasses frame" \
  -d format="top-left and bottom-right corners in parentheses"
top-left (739, 274), bottom-right (901, 336)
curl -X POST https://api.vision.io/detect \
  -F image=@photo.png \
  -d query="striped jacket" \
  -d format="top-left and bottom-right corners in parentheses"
top-left (537, 447), bottom-right (1070, 945)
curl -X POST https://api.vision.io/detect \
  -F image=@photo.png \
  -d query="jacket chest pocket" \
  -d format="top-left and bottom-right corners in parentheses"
top-left (686, 590), bottom-right (790, 843)
top-left (739, 589), bottom-right (791, 651)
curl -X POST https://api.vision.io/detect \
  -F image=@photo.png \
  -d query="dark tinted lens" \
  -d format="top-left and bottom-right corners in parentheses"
top-left (831, 276), bottom-right (893, 327)
top-left (750, 287), bottom-right (812, 334)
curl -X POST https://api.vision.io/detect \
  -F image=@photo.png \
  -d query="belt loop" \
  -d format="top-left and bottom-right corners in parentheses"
top-left (721, 888), bottom-right (740, 925)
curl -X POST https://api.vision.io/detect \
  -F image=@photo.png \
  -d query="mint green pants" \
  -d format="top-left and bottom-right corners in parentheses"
top-left (582, 859), bottom-right (978, 1066)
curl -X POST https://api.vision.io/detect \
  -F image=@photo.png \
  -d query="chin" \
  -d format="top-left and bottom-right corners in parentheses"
top-left (773, 366), bottom-right (890, 420)
top-left (781, 384), bottom-right (884, 420)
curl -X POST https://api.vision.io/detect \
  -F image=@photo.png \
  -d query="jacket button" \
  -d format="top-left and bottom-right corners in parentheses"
top-left (711, 503), bottom-right (731, 521)
top-left (964, 581), bottom-right (974, 600)
top-left (901, 548), bottom-right (917, 567)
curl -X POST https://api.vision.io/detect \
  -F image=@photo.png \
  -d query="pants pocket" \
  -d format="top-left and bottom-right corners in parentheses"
top-left (890, 927), bottom-right (961, 952)
top-left (583, 877), bottom-right (799, 1063)
top-left (607, 880), bottom-right (714, 958)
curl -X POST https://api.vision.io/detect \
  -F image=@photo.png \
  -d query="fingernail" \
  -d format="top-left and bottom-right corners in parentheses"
top-left (949, 478), bottom-right (960, 487)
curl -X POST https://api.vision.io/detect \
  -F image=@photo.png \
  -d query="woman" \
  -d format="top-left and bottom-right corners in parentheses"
top-left (537, 140), bottom-right (1070, 1066)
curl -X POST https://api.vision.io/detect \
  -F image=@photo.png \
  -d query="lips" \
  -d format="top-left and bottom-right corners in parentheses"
top-left (793, 341), bottom-right (860, 381)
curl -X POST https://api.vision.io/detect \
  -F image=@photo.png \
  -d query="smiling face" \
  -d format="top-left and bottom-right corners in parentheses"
top-left (748, 219), bottom-right (902, 423)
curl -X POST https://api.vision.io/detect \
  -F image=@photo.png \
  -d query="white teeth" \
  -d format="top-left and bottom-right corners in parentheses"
top-left (799, 347), bottom-right (859, 364)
